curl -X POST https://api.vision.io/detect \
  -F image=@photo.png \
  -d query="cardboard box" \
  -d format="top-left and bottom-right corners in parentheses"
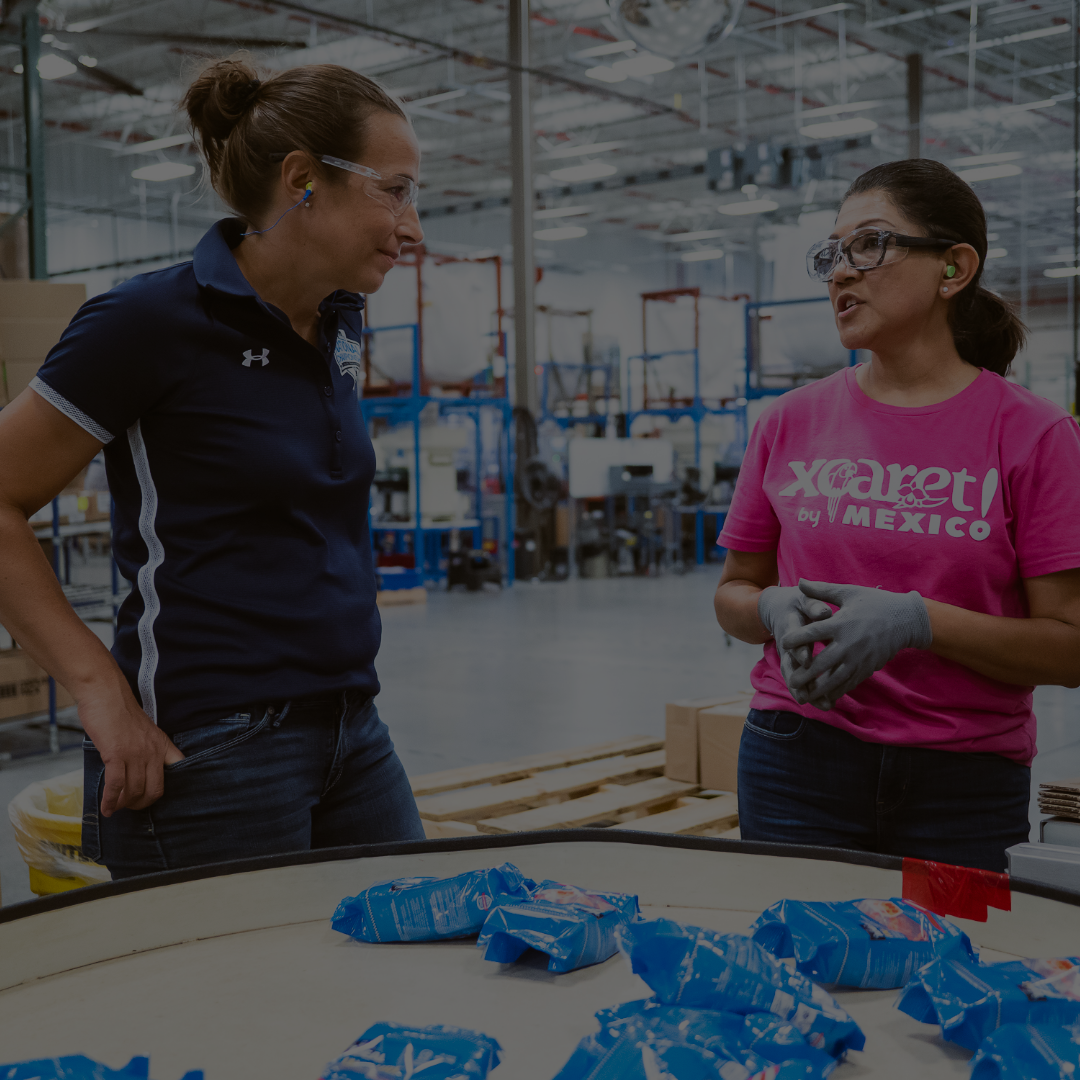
top-left (698, 698), bottom-right (754, 792)
top-left (665, 694), bottom-right (753, 784)
top-left (0, 649), bottom-right (76, 722)
top-left (0, 280), bottom-right (86, 321)
top-left (0, 281), bottom-right (86, 405)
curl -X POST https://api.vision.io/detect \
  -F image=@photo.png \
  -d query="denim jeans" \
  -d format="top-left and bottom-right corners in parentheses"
top-left (82, 690), bottom-right (424, 879)
top-left (737, 708), bottom-right (1031, 872)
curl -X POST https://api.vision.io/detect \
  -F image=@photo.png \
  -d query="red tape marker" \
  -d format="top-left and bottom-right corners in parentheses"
top-left (902, 858), bottom-right (1011, 922)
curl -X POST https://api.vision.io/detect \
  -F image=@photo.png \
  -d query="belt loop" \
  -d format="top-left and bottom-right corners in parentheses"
top-left (274, 701), bottom-right (291, 727)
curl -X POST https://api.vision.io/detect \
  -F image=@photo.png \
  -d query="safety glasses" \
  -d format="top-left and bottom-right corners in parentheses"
top-left (320, 155), bottom-right (419, 217)
top-left (806, 228), bottom-right (956, 283)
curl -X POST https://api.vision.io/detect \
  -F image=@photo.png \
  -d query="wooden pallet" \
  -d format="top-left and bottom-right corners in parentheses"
top-left (410, 737), bottom-right (738, 839)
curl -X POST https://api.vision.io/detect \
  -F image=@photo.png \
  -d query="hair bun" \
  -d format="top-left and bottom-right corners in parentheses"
top-left (183, 57), bottom-right (264, 148)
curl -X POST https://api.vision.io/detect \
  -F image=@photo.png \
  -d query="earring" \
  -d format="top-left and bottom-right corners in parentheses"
top-left (943, 287), bottom-right (949, 293)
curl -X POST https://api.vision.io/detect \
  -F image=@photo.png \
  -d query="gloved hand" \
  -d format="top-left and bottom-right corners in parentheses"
top-left (781, 579), bottom-right (933, 711)
top-left (757, 585), bottom-right (834, 691)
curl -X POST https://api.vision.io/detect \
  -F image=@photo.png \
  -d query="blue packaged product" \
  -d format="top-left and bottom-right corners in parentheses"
top-left (321, 1022), bottom-right (502, 1079)
top-left (0, 1057), bottom-right (201, 1080)
top-left (331, 862), bottom-right (533, 943)
top-left (553, 999), bottom-right (821, 1080)
top-left (617, 920), bottom-right (865, 1058)
top-left (750, 897), bottom-right (974, 989)
top-left (970, 1021), bottom-right (1080, 1079)
top-left (477, 879), bottom-right (638, 973)
top-left (897, 955), bottom-right (1080, 1051)
top-left (740, 1013), bottom-right (839, 1077)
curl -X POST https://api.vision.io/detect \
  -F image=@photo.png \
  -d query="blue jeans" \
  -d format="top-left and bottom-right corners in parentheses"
top-left (737, 709), bottom-right (1031, 872)
top-left (82, 690), bottom-right (424, 879)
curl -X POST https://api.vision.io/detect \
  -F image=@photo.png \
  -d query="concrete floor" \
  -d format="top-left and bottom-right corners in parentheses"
top-left (2, 568), bottom-right (1078, 906)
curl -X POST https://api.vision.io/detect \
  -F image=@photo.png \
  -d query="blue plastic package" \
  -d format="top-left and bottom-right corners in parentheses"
top-left (553, 998), bottom-right (824, 1080)
top-left (0, 1057), bottom-right (201, 1080)
top-left (617, 920), bottom-right (865, 1058)
top-left (740, 1012), bottom-right (839, 1077)
top-left (970, 1021), bottom-right (1080, 1079)
top-left (750, 897), bottom-right (974, 989)
top-left (331, 862), bottom-right (533, 943)
top-left (320, 1022), bottom-right (502, 1079)
top-left (897, 955), bottom-right (1080, 1051)
top-left (477, 879), bottom-right (639, 973)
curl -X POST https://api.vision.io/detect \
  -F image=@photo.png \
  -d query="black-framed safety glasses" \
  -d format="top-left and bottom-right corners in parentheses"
top-left (806, 228), bottom-right (956, 283)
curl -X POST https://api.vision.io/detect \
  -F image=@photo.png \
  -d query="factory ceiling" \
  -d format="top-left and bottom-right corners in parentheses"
top-left (2, 0), bottom-right (1076, 302)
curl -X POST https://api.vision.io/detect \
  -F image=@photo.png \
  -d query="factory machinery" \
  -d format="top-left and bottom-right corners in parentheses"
top-left (362, 258), bottom-right (854, 588)
top-left (553, 290), bottom-right (857, 578)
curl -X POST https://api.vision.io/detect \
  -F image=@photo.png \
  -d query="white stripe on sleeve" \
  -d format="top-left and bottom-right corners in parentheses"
top-left (29, 376), bottom-right (115, 445)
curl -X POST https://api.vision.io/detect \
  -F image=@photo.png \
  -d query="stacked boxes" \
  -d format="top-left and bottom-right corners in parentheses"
top-left (0, 280), bottom-right (86, 406)
top-left (664, 693), bottom-right (754, 790)
top-left (0, 649), bottom-right (74, 722)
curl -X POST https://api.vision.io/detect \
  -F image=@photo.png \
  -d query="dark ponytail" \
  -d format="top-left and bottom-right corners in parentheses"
top-left (844, 160), bottom-right (1025, 376)
top-left (181, 55), bottom-right (407, 224)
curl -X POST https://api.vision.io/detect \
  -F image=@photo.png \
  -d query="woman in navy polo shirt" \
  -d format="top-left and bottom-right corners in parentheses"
top-left (0, 59), bottom-right (427, 877)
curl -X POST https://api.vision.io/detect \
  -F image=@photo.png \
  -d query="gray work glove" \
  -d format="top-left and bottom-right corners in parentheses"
top-left (781, 579), bottom-right (932, 711)
top-left (757, 585), bottom-right (834, 691)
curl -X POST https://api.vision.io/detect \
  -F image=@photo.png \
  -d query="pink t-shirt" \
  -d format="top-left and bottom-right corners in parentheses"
top-left (718, 365), bottom-right (1080, 765)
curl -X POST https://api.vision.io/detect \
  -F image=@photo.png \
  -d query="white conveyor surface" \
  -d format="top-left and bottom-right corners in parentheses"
top-left (1, 836), bottom-right (1078, 1079)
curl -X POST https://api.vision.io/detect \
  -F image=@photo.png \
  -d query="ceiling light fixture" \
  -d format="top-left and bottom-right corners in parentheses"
top-left (1001, 97), bottom-right (1060, 113)
top-left (131, 162), bottom-right (196, 182)
top-left (544, 140), bottom-right (625, 160)
top-left (406, 88), bottom-right (469, 108)
top-left (986, 248), bottom-right (1008, 259)
top-left (948, 152), bottom-right (1023, 168)
top-left (799, 100), bottom-right (883, 119)
top-left (654, 228), bottom-right (727, 242)
top-left (549, 161), bottom-right (617, 182)
top-left (799, 116), bottom-right (878, 138)
top-left (611, 54), bottom-right (675, 77)
top-left (956, 163), bottom-right (1022, 181)
top-left (36, 53), bottom-right (78, 80)
top-left (1045, 266), bottom-right (1080, 277)
top-left (681, 248), bottom-right (725, 262)
top-left (585, 66), bottom-right (628, 83)
top-left (115, 133), bottom-right (193, 156)
top-left (79, 55), bottom-right (98, 67)
top-left (717, 198), bottom-right (780, 216)
top-left (534, 205), bottom-right (592, 219)
top-left (534, 225), bottom-right (588, 241)
top-left (575, 39), bottom-right (637, 59)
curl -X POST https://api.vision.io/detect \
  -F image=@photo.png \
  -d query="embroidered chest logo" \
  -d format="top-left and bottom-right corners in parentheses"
top-left (242, 348), bottom-right (270, 368)
top-left (335, 329), bottom-right (363, 388)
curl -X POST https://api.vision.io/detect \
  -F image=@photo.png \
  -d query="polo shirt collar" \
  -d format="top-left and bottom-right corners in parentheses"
top-left (192, 219), bottom-right (364, 314)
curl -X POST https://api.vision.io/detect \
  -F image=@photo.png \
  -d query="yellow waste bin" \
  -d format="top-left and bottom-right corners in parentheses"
top-left (8, 769), bottom-right (111, 895)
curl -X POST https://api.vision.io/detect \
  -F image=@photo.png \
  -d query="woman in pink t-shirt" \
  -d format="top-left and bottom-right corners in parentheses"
top-left (715, 159), bottom-right (1080, 872)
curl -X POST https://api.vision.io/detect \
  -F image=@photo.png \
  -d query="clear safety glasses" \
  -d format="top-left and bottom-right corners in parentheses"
top-left (806, 227), bottom-right (956, 283)
top-left (319, 155), bottom-right (420, 217)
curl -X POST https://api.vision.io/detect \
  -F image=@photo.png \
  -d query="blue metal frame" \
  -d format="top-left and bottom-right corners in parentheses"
top-left (359, 322), bottom-right (516, 586)
top-left (744, 297), bottom-right (858, 400)
top-left (624, 344), bottom-right (748, 566)
top-left (539, 361), bottom-right (614, 428)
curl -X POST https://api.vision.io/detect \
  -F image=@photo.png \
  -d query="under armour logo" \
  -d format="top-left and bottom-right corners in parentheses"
top-left (242, 348), bottom-right (270, 368)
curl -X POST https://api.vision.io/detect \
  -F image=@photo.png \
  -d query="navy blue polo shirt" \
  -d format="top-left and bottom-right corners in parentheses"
top-left (32, 219), bottom-right (380, 734)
